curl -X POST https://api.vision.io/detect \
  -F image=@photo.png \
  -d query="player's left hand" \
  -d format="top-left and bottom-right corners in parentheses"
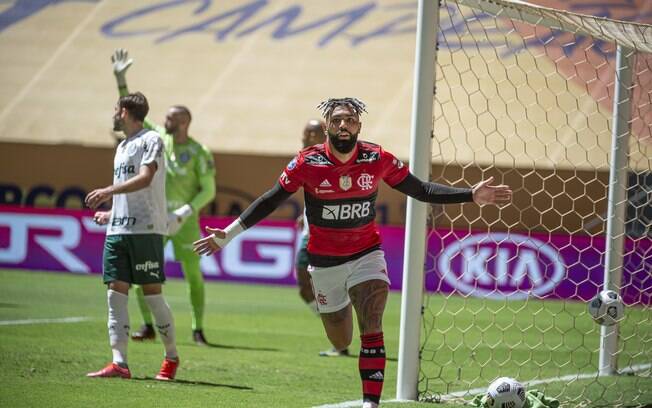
top-left (85, 187), bottom-right (113, 210)
top-left (111, 48), bottom-right (133, 78)
top-left (472, 176), bottom-right (512, 206)
top-left (193, 226), bottom-right (227, 256)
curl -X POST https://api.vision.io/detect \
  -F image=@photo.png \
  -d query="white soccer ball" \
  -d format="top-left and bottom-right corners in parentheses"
top-left (485, 377), bottom-right (526, 408)
top-left (588, 289), bottom-right (624, 326)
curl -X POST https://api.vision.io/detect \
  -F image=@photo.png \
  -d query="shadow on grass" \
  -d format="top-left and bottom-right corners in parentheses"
top-left (336, 354), bottom-right (397, 362)
top-left (191, 341), bottom-right (280, 352)
top-left (133, 376), bottom-right (253, 390)
top-left (0, 303), bottom-right (21, 308)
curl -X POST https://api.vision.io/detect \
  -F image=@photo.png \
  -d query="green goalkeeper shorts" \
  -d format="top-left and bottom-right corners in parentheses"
top-left (103, 234), bottom-right (165, 285)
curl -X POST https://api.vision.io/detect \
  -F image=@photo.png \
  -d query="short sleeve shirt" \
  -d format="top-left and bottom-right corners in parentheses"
top-left (278, 141), bottom-right (408, 266)
top-left (108, 129), bottom-right (167, 235)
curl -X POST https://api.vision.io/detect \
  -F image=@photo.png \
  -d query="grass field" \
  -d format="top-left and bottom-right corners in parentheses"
top-left (1, 269), bottom-right (650, 407)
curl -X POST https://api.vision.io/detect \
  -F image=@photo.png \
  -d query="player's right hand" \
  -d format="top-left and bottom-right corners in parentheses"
top-left (193, 226), bottom-right (227, 256)
top-left (111, 48), bottom-right (133, 78)
top-left (93, 211), bottom-right (111, 225)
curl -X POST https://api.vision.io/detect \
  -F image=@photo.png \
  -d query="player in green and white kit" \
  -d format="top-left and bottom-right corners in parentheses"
top-left (111, 49), bottom-right (216, 345)
top-left (86, 92), bottom-right (179, 380)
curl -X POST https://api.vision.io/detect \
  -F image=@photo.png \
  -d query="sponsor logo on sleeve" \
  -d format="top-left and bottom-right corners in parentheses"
top-left (280, 171), bottom-right (291, 185)
top-left (304, 154), bottom-right (333, 166)
top-left (287, 157), bottom-right (297, 170)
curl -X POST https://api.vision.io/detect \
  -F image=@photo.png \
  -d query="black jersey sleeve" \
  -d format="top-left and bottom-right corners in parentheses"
top-left (392, 172), bottom-right (474, 204)
top-left (240, 182), bottom-right (293, 228)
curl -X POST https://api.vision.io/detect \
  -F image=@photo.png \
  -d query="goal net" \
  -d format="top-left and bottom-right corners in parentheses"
top-left (414, 0), bottom-right (652, 406)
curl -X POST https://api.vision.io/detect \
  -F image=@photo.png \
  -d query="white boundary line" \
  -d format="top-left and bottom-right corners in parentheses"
top-left (313, 363), bottom-right (652, 408)
top-left (0, 317), bottom-right (91, 326)
top-left (313, 399), bottom-right (407, 408)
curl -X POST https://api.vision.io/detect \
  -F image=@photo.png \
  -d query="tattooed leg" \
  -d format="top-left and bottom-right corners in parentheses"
top-left (349, 279), bottom-right (389, 334)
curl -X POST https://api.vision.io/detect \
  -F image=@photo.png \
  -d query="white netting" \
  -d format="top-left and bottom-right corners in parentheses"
top-left (419, 1), bottom-right (652, 406)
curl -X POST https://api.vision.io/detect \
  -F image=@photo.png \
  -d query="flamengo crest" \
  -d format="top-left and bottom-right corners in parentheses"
top-left (357, 173), bottom-right (374, 190)
top-left (339, 175), bottom-right (352, 191)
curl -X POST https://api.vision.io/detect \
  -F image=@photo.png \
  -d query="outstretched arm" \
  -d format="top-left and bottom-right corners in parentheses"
top-left (392, 173), bottom-right (473, 203)
top-left (193, 182), bottom-right (292, 255)
top-left (393, 173), bottom-right (511, 205)
top-left (111, 49), bottom-right (156, 131)
top-left (111, 48), bottom-right (132, 97)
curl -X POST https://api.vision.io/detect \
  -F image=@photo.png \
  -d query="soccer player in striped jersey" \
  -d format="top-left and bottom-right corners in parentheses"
top-left (193, 98), bottom-right (512, 407)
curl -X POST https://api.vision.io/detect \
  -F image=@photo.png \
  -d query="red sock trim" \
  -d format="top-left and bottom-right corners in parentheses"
top-left (361, 332), bottom-right (384, 348)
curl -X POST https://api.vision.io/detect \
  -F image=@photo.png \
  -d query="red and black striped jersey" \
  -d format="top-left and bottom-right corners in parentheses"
top-left (279, 141), bottom-right (409, 267)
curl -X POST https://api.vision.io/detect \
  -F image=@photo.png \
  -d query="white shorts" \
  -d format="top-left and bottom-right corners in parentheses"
top-left (308, 250), bottom-right (390, 313)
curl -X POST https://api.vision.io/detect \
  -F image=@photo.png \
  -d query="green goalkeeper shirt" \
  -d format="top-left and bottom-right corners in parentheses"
top-left (144, 119), bottom-right (216, 214)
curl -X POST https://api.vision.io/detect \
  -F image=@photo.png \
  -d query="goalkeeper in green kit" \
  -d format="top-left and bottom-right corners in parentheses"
top-left (111, 49), bottom-right (216, 345)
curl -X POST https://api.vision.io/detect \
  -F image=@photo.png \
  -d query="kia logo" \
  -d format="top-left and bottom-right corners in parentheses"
top-left (437, 233), bottom-right (566, 300)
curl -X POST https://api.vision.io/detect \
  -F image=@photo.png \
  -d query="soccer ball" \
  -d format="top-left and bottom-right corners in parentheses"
top-left (485, 377), bottom-right (526, 408)
top-left (588, 290), bottom-right (624, 326)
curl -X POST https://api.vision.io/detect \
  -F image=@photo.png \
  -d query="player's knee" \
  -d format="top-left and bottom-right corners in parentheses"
top-left (108, 280), bottom-right (129, 294)
top-left (141, 283), bottom-right (163, 295)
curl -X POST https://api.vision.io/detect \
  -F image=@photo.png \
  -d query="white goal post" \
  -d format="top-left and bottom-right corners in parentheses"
top-left (398, 0), bottom-right (652, 403)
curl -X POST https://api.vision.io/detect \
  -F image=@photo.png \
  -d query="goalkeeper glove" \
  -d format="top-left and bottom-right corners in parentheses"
top-left (111, 48), bottom-right (133, 88)
top-left (167, 204), bottom-right (193, 236)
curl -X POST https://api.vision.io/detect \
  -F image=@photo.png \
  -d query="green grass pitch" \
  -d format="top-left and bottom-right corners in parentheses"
top-left (0, 269), bottom-right (650, 407)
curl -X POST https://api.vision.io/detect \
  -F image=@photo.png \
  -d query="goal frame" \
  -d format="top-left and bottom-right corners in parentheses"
top-left (396, 0), bottom-right (639, 400)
